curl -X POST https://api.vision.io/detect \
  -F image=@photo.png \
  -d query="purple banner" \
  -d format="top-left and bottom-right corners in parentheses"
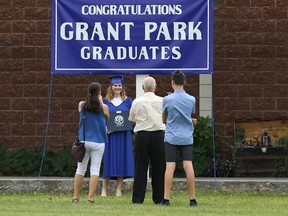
top-left (51, 0), bottom-right (214, 74)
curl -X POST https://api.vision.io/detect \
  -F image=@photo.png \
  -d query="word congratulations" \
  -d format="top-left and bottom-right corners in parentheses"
top-left (81, 4), bottom-right (183, 16)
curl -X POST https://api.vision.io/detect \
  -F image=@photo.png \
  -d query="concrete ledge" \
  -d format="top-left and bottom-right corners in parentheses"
top-left (0, 177), bottom-right (288, 193)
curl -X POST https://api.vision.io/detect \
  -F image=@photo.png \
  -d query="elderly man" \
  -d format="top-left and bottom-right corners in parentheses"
top-left (128, 76), bottom-right (165, 204)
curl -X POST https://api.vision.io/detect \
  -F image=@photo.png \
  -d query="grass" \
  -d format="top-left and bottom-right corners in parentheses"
top-left (0, 191), bottom-right (287, 216)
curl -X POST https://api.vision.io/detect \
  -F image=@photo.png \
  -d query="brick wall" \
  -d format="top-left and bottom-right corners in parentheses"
top-left (0, 0), bottom-right (287, 154)
top-left (214, 0), bottom-right (288, 152)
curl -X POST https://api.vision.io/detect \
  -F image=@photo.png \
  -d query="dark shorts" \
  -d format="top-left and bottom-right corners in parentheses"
top-left (165, 142), bottom-right (193, 162)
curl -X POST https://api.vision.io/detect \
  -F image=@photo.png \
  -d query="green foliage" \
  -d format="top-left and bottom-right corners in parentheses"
top-left (274, 136), bottom-right (288, 147)
top-left (192, 116), bottom-right (216, 176)
top-left (0, 145), bottom-right (77, 177)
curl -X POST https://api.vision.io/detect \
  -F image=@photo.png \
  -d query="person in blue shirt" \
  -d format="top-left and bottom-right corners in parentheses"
top-left (72, 82), bottom-right (110, 204)
top-left (161, 70), bottom-right (198, 207)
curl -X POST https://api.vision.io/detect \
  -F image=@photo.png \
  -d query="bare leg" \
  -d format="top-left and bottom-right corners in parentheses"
top-left (87, 175), bottom-right (100, 202)
top-left (73, 174), bottom-right (84, 202)
top-left (183, 161), bottom-right (196, 199)
top-left (164, 162), bottom-right (176, 199)
top-left (101, 178), bottom-right (109, 196)
top-left (116, 177), bottom-right (123, 196)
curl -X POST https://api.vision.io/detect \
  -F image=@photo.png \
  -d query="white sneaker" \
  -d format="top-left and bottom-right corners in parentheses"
top-left (115, 189), bottom-right (122, 197)
top-left (101, 189), bottom-right (107, 197)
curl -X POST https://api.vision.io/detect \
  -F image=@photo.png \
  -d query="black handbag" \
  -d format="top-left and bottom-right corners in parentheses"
top-left (71, 108), bottom-right (86, 162)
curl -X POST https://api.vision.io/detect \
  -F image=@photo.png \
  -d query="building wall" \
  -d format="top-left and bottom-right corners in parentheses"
top-left (0, 0), bottom-right (287, 153)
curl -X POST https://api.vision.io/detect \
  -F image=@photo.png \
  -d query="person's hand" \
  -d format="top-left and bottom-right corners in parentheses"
top-left (192, 118), bottom-right (197, 125)
top-left (107, 130), bottom-right (113, 134)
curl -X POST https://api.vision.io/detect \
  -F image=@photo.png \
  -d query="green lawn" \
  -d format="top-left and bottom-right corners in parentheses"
top-left (0, 191), bottom-right (287, 216)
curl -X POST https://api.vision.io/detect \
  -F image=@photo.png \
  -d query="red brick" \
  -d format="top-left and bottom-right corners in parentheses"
top-left (60, 98), bottom-right (79, 111)
top-left (24, 110), bottom-right (47, 123)
top-left (226, 0), bottom-right (251, 7)
top-left (237, 8), bottom-right (262, 19)
top-left (61, 123), bottom-right (77, 136)
top-left (23, 136), bottom-right (45, 149)
top-left (226, 72), bottom-right (251, 84)
top-left (276, 46), bottom-right (288, 58)
top-left (35, 98), bottom-right (61, 110)
top-left (251, 98), bottom-right (276, 110)
top-left (225, 20), bottom-right (250, 32)
top-left (214, 85), bottom-right (237, 97)
top-left (251, 0), bottom-right (275, 7)
top-left (0, 111), bottom-right (23, 123)
top-left (214, 20), bottom-right (225, 32)
top-left (238, 59), bottom-right (263, 71)
top-left (10, 72), bottom-right (36, 84)
top-left (263, 111), bottom-right (288, 119)
top-left (0, 84), bottom-right (23, 97)
top-left (48, 136), bottom-right (72, 150)
top-left (226, 98), bottom-right (251, 110)
top-left (11, 123), bottom-right (35, 136)
top-left (275, 72), bottom-right (288, 84)
top-left (0, 59), bottom-right (23, 71)
top-left (0, 33), bottom-right (23, 46)
top-left (214, 98), bottom-right (226, 110)
top-left (236, 111), bottom-right (263, 120)
top-left (0, 72), bottom-right (11, 84)
top-left (36, 123), bottom-right (61, 136)
top-left (238, 85), bottom-right (263, 97)
top-left (0, 0), bottom-right (11, 7)
top-left (226, 46), bottom-right (250, 58)
top-left (11, 98), bottom-right (35, 110)
top-left (277, 20), bottom-right (288, 31)
top-left (263, 33), bottom-right (287, 45)
top-left (214, 45), bottom-right (225, 58)
top-left (36, 0), bottom-right (51, 7)
top-left (0, 98), bottom-right (10, 110)
top-left (264, 85), bottom-right (288, 97)
top-left (0, 123), bottom-right (10, 136)
top-left (277, 0), bottom-right (288, 6)
top-left (50, 111), bottom-right (74, 123)
top-left (23, 85), bottom-right (49, 97)
top-left (12, 21), bottom-right (37, 33)
top-left (276, 98), bottom-right (288, 110)
top-left (24, 59), bottom-right (50, 71)
top-left (12, 47), bottom-right (36, 59)
top-left (0, 21), bottom-right (11, 33)
top-left (0, 137), bottom-right (24, 149)
top-left (24, 8), bottom-right (49, 20)
top-left (52, 85), bottom-right (74, 97)
top-left (0, 8), bottom-right (23, 20)
top-left (215, 32), bottom-right (238, 45)
top-left (251, 46), bottom-right (275, 58)
top-left (215, 8), bottom-right (238, 19)
top-left (37, 20), bottom-right (51, 33)
top-left (250, 71), bottom-right (276, 84)
top-left (263, 59), bottom-right (287, 71)
top-left (214, 59), bottom-right (237, 71)
top-left (251, 20), bottom-right (276, 32)
top-left (238, 33), bottom-right (263, 45)
top-left (36, 46), bottom-right (50, 58)
top-left (263, 8), bottom-right (288, 19)
top-left (214, 110), bottom-right (238, 123)
top-left (0, 46), bottom-right (11, 59)
top-left (12, 0), bottom-right (36, 7)
top-left (24, 33), bottom-right (50, 46)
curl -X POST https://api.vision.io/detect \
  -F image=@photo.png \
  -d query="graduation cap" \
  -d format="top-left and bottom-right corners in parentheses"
top-left (107, 75), bottom-right (124, 85)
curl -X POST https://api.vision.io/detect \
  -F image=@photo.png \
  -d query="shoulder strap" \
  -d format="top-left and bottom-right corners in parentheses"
top-left (82, 107), bottom-right (86, 141)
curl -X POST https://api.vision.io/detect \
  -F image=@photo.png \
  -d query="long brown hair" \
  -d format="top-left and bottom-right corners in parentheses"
top-left (105, 85), bottom-right (127, 102)
top-left (85, 82), bottom-right (102, 113)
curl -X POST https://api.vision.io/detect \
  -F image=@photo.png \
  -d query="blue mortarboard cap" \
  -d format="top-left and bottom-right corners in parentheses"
top-left (107, 75), bottom-right (124, 85)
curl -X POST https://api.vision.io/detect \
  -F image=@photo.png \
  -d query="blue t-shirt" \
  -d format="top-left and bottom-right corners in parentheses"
top-left (163, 90), bottom-right (196, 145)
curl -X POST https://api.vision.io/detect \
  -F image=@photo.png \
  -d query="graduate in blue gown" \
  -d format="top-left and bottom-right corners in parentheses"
top-left (101, 76), bottom-right (134, 197)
